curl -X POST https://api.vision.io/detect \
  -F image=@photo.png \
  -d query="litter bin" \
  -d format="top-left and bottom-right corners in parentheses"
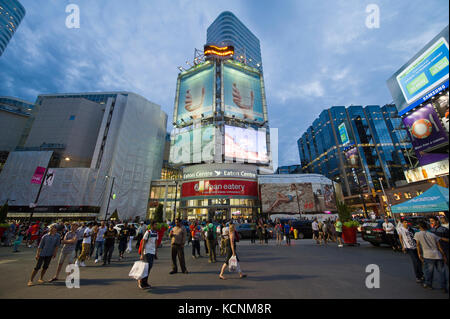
top-left (294, 229), bottom-right (298, 239)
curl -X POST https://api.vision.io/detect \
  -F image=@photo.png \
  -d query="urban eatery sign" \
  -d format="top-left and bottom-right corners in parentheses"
top-left (182, 180), bottom-right (258, 198)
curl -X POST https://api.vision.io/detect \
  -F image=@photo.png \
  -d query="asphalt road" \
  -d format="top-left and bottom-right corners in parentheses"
top-left (0, 237), bottom-right (448, 299)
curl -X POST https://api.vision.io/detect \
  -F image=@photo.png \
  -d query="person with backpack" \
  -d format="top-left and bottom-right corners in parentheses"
top-left (137, 221), bottom-right (158, 289)
top-left (204, 220), bottom-right (217, 263)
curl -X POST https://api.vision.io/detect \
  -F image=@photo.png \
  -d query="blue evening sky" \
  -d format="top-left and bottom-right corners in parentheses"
top-left (0, 0), bottom-right (448, 167)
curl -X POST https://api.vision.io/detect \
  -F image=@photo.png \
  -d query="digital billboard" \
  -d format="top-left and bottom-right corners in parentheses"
top-left (224, 125), bottom-right (268, 163)
top-left (433, 92), bottom-right (449, 132)
top-left (176, 63), bottom-right (214, 124)
top-left (396, 37), bottom-right (449, 105)
top-left (223, 63), bottom-right (264, 122)
top-left (387, 26), bottom-right (449, 115)
top-left (338, 123), bottom-right (350, 145)
top-left (402, 103), bottom-right (448, 153)
top-left (169, 125), bottom-right (215, 165)
top-left (260, 183), bottom-right (337, 213)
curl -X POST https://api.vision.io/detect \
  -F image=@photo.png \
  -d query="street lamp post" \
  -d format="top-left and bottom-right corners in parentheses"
top-left (378, 177), bottom-right (394, 222)
top-left (28, 166), bottom-right (49, 223)
top-left (172, 180), bottom-right (179, 222)
top-left (104, 176), bottom-right (115, 221)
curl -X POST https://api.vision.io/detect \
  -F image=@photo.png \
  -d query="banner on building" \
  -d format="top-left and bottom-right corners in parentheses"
top-left (31, 166), bottom-right (46, 184)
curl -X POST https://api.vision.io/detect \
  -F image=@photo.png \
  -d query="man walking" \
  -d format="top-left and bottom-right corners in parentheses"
top-left (28, 224), bottom-right (60, 286)
top-left (335, 218), bottom-right (343, 248)
top-left (191, 223), bottom-right (202, 259)
top-left (284, 222), bottom-right (291, 246)
top-left (118, 222), bottom-right (130, 261)
top-left (74, 222), bottom-right (85, 258)
top-left (382, 217), bottom-right (397, 251)
top-left (312, 219), bottom-right (320, 244)
top-left (94, 221), bottom-right (107, 263)
top-left (415, 221), bottom-right (447, 292)
top-left (397, 219), bottom-right (424, 284)
top-left (76, 222), bottom-right (93, 267)
top-left (103, 223), bottom-right (117, 265)
top-left (205, 220), bottom-right (217, 263)
top-left (169, 218), bottom-right (188, 274)
top-left (50, 222), bottom-right (78, 282)
top-left (138, 221), bottom-right (158, 289)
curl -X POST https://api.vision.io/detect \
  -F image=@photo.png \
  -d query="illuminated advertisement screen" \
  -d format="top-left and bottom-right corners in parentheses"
top-left (182, 180), bottom-right (258, 198)
top-left (224, 125), bottom-right (268, 163)
top-left (176, 64), bottom-right (214, 123)
top-left (402, 103), bottom-right (448, 152)
top-left (338, 123), bottom-right (350, 145)
top-left (223, 63), bottom-right (264, 122)
top-left (387, 27), bottom-right (449, 115)
top-left (396, 37), bottom-right (449, 105)
top-left (260, 183), bottom-right (331, 213)
top-left (169, 125), bottom-right (215, 165)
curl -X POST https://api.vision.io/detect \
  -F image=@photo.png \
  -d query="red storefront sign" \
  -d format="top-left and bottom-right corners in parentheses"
top-left (182, 180), bottom-right (258, 198)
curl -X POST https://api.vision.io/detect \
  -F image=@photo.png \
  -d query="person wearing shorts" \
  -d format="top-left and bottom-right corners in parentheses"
top-left (335, 218), bottom-right (343, 248)
top-left (28, 224), bottom-right (60, 286)
top-left (50, 222), bottom-right (78, 282)
top-left (312, 219), bottom-right (320, 244)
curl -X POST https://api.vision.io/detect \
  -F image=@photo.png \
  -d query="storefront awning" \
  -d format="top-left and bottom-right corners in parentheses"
top-left (391, 185), bottom-right (449, 213)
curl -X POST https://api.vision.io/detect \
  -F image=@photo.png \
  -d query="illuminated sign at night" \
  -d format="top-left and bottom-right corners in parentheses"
top-left (204, 45), bottom-right (234, 57)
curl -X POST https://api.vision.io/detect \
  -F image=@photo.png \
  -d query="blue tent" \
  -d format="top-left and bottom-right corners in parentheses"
top-left (391, 185), bottom-right (449, 214)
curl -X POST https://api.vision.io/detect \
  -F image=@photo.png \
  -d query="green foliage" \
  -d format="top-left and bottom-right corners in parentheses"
top-left (343, 220), bottom-right (360, 228)
top-left (337, 201), bottom-right (352, 222)
top-left (0, 203), bottom-right (8, 224)
top-left (155, 204), bottom-right (164, 223)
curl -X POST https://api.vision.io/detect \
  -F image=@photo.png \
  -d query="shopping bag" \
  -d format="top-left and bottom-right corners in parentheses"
top-left (283, 235), bottom-right (286, 241)
top-left (228, 256), bottom-right (239, 272)
top-left (128, 261), bottom-right (148, 280)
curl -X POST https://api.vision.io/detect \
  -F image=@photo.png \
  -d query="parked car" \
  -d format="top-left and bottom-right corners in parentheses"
top-left (235, 223), bottom-right (256, 239)
top-left (361, 219), bottom-right (397, 247)
top-left (290, 220), bottom-right (313, 239)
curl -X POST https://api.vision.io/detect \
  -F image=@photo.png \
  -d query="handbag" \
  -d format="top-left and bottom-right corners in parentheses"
top-left (129, 260), bottom-right (149, 280)
top-left (228, 256), bottom-right (240, 272)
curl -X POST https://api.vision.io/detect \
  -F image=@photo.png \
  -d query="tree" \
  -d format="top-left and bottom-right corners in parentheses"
top-left (0, 202), bottom-right (8, 224)
top-left (337, 201), bottom-right (352, 222)
top-left (155, 204), bottom-right (164, 223)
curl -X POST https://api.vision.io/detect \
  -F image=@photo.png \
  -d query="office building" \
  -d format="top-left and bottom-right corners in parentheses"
top-left (0, 0), bottom-right (25, 56)
top-left (150, 11), bottom-right (271, 221)
top-left (298, 104), bottom-right (413, 215)
top-left (0, 92), bottom-right (167, 221)
top-left (207, 11), bottom-right (262, 70)
top-left (0, 96), bottom-right (34, 173)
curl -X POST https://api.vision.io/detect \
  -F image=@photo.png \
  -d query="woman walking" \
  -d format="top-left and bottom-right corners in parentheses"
top-left (275, 221), bottom-right (283, 246)
top-left (219, 224), bottom-right (247, 280)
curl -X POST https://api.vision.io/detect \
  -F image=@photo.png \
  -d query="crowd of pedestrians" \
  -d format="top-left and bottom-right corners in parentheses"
top-left (2, 213), bottom-right (448, 293)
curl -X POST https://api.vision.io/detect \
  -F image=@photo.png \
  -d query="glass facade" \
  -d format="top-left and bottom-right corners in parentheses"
top-left (298, 105), bottom-right (412, 198)
top-left (0, 0), bottom-right (25, 56)
top-left (207, 11), bottom-right (262, 70)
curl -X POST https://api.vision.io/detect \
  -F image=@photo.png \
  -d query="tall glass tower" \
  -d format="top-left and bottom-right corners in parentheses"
top-left (0, 0), bottom-right (25, 56)
top-left (207, 11), bottom-right (262, 70)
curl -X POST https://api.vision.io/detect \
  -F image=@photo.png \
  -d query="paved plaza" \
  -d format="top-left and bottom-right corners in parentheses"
top-left (0, 237), bottom-right (448, 299)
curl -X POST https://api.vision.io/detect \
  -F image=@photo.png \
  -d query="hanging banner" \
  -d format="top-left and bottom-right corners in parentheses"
top-left (31, 166), bottom-right (46, 184)
top-left (44, 169), bottom-right (54, 186)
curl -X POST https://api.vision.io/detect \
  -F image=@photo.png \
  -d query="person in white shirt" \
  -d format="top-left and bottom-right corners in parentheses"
top-left (94, 221), bottom-right (107, 263)
top-left (312, 219), bottom-right (320, 244)
top-left (397, 219), bottom-right (424, 283)
top-left (382, 217), bottom-right (397, 251)
top-left (138, 221), bottom-right (158, 289)
top-left (76, 223), bottom-right (93, 267)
